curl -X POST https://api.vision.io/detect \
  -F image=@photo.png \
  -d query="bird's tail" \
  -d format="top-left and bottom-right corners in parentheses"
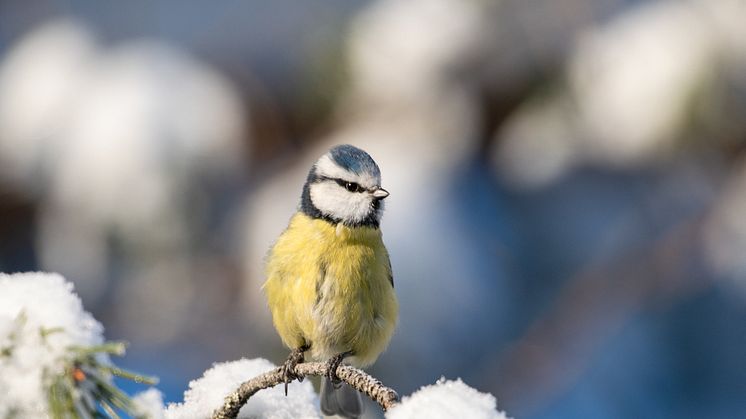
top-left (320, 377), bottom-right (363, 418)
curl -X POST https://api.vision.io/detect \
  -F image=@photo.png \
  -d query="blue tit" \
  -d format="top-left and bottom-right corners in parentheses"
top-left (263, 144), bottom-right (398, 418)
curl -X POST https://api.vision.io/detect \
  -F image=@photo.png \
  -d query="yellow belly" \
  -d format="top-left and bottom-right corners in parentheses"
top-left (263, 213), bottom-right (398, 367)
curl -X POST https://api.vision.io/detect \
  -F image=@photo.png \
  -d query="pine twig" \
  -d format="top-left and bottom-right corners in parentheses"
top-left (211, 362), bottom-right (400, 419)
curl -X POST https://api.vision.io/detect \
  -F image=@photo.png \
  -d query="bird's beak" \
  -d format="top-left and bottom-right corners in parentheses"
top-left (371, 187), bottom-right (389, 199)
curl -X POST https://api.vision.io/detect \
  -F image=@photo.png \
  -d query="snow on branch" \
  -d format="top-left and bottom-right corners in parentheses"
top-left (211, 361), bottom-right (399, 419)
top-left (387, 378), bottom-right (510, 419)
top-left (0, 272), bottom-right (158, 418)
top-left (166, 358), bottom-right (319, 419)
top-left (208, 360), bottom-right (510, 419)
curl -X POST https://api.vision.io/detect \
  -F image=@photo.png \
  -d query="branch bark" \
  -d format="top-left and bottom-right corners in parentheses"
top-left (211, 362), bottom-right (399, 419)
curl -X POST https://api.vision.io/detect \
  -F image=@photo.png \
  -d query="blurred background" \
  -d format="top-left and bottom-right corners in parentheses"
top-left (1, 0), bottom-right (746, 417)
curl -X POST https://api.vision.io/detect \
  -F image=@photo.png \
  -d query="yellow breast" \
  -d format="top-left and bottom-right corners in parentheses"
top-left (263, 213), bottom-right (398, 367)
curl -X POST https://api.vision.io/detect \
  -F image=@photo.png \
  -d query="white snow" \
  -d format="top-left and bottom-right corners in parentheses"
top-left (134, 388), bottom-right (167, 419)
top-left (165, 358), bottom-right (320, 419)
top-left (0, 272), bottom-right (105, 417)
top-left (386, 378), bottom-right (509, 419)
top-left (164, 361), bottom-right (514, 418)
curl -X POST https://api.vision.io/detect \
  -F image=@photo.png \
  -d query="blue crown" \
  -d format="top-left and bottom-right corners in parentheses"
top-left (329, 145), bottom-right (380, 178)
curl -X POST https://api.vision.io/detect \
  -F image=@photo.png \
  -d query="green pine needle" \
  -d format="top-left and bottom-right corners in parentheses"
top-left (44, 340), bottom-right (159, 419)
top-left (102, 366), bottom-right (159, 386)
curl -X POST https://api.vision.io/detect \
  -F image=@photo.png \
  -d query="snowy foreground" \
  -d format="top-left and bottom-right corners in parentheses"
top-left (0, 272), bottom-right (510, 418)
top-left (165, 359), bottom-right (509, 419)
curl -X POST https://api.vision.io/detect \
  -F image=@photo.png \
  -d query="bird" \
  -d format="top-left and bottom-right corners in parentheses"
top-left (263, 144), bottom-right (398, 418)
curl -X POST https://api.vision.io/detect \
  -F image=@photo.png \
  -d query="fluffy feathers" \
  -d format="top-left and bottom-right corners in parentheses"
top-left (263, 213), bottom-right (397, 366)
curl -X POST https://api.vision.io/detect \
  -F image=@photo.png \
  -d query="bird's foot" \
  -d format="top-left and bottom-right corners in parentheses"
top-left (325, 351), bottom-right (352, 383)
top-left (281, 345), bottom-right (308, 396)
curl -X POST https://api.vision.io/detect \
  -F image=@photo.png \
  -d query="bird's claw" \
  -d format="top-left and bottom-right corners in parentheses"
top-left (325, 351), bottom-right (351, 383)
top-left (281, 346), bottom-right (307, 396)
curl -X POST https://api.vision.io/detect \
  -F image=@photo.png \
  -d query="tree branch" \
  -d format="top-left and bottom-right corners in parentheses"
top-left (211, 362), bottom-right (399, 419)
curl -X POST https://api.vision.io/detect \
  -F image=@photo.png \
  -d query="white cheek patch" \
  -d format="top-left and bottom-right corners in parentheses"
top-left (315, 155), bottom-right (380, 189)
top-left (310, 181), bottom-right (374, 224)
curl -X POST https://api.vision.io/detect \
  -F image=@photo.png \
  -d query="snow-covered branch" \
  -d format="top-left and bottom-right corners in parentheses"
top-left (212, 362), bottom-right (399, 419)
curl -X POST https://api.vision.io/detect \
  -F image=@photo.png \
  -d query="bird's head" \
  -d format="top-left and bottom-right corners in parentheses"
top-left (300, 144), bottom-right (389, 228)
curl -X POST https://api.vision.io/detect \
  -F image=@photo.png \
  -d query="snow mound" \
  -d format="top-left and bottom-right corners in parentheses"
top-left (386, 378), bottom-right (509, 419)
top-left (165, 358), bottom-right (320, 419)
top-left (0, 272), bottom-right (105, 417)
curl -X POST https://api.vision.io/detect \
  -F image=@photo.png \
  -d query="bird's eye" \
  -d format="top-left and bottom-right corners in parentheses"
top-left (345, 182), bottom-right (361, 192)
top-left (333, 178), bottom-right (363, 193)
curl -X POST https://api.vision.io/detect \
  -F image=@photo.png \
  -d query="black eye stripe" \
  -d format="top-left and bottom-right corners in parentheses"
top-left (331, 178), bottom-right (363, 193)
top-left (316, 175), bottom-right (365, 193)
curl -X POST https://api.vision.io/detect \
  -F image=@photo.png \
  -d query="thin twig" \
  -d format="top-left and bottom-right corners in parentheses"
top-left (211, 362), bottom-right (399, 419)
